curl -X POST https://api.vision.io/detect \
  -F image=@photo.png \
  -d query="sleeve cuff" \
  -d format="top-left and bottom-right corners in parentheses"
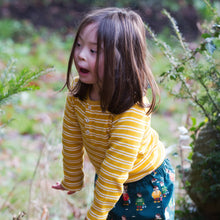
top-left (86, 206), bottom-right (109, 220)
top-left (61, 180), bottom-right (83, 192)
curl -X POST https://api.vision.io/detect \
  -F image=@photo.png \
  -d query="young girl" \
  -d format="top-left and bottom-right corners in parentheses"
top-left (52, 7), bottom-right (175, 220)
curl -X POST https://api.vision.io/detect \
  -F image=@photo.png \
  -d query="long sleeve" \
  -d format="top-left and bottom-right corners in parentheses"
top-left (87, 105), bottom-right (152, 219)
top-left (61, 94), bottom-right (84, 191)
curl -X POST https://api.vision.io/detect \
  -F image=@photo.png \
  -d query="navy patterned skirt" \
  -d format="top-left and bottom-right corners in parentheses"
top-left (105, 159), bottom-right (175, 220)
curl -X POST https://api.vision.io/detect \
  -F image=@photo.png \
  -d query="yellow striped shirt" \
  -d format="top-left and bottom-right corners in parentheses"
top-left (61, 79), bottom-right (165, 220)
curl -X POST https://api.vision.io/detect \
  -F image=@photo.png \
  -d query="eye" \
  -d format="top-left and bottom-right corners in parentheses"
top-left (90, 49), bottom-right (97, 54)
top-left (76, 42), bottom-right (81, 47)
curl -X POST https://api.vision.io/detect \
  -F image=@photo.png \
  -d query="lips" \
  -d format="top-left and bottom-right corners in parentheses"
top-left (79, 67), bottom-right (89, 74)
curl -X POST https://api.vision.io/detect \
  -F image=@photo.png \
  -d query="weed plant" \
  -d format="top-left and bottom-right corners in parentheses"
top-left (146, 0), bottom-right (220, 218)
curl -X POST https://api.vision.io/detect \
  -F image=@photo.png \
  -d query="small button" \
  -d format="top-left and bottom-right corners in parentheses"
top-left (88, 105), bottom-right (91, 110)
top-left (86, 130), bottom-right (90, 135)
top-left (85, 118), bottom-right (89, 123)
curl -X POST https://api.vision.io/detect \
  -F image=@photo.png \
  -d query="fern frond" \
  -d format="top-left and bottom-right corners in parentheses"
top-left (0, 59), bottom-right (53, 107)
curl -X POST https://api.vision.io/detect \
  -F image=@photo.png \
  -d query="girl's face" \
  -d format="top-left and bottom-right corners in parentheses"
top-left (73, 23), bottom-right (104, 92)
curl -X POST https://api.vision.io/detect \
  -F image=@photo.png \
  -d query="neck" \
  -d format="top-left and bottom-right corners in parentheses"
top-left (90, 85), bottom-right (100, 101)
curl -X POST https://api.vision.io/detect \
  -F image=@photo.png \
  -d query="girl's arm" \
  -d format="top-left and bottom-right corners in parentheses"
top-left (58, 94), bottom-right (84, 192)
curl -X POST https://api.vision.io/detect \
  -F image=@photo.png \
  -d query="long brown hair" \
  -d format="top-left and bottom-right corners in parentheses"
top-left (64, 7), bottom-right (160, 115)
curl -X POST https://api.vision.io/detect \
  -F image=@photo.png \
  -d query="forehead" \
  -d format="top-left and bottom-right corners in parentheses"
top-left (79, 23), bottom-right (98, 39)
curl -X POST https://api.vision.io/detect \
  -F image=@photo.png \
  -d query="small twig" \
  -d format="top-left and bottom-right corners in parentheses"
top-left (197, 74), bottom-right (220, 113)
top-left (163, 9), bottom-right (188, 52)
top-left (204, 0), bottom-right (218, 18)
top-left (27, 146), bottom-right (45, 220)
top-left (0, 179), bottom-right (26, 212)
top-left (179, 144), bottom-right (185, 184)
top-left (145, 24), bottom-right (178, 66)
top-left (27, 130), bottom-right (52, 220)
top-left (176, 73), bottom-right (212, 122)
top-left (13, 211), bottom-right (26, 220)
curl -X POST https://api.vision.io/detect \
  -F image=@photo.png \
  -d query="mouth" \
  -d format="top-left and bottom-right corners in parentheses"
top-left (79, 67), bottom-right (89, 74)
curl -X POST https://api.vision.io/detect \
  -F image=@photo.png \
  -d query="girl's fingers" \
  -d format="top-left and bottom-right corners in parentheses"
top-left (52, 182), bottom-right (64, 190)
top-left (67, 191), bottom-right (75, 195)
top-left (52, 182), bottom-right (75, 195)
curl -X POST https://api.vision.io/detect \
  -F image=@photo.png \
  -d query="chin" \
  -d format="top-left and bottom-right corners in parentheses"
top-left (79, 78), bottom-right (93, 85)
top-left (79, 74), bottom-right (94, 82)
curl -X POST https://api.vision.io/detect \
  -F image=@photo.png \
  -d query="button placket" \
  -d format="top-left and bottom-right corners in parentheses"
top-left (85, 104), bottom-right (91, 136)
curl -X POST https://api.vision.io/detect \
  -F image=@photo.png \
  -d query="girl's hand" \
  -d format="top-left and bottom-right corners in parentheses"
top-left (52, 182), bottom-right (75, 195)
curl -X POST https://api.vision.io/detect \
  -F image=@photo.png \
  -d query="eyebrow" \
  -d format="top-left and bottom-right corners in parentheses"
top-left (78, 35), bottom-right (97, 45)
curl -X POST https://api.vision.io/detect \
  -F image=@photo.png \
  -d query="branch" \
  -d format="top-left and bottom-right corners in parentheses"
top-left (162, 9), bottom-right (189, 53)
top-left (204, 0), bottom-right (219, 18)
top-left (197, 74), bottom-right (220, 113)
top-left (145, 24), bottom-right (179, 66)
top-left (176, 74), bottom-right (212, 122)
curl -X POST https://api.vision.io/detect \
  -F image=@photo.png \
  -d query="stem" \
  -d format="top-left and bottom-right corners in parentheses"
top-left (27, 147), bottom-right (44, 220)
top-left (197, 74), bottom-right (220, 113)
top-left (0, 179), bottom-right (26, 211)
top-left (176, 47), bottom-right (220, 118)
top-left (163, 9), bottom-right (187, 52)
top-left (177, 74), bottom-right (212, 122)
top-left (179, 144), bottom-right (185, 181)
top-left (27, 130), bottom-right (51, 220)
top-left (204, 0), bottom-right (218, 18)
top-left (193, 96), bottom-right (212, 122)
top-left (145, 24), bottom-right (178, 66)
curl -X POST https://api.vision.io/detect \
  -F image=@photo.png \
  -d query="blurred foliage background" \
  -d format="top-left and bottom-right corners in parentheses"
top-left (0, 0), bottom-right (219, 219)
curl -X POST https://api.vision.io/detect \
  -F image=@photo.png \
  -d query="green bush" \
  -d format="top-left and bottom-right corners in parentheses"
top-left (146, 0), bottom-right (220, 218)
top-left (146, 4), bottom-right (220, 132)
top-left (0, 19), bottom-right (36, 41)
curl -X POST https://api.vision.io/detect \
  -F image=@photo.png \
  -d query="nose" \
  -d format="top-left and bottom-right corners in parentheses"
top-left (78, 48), bottom-right (86, 61)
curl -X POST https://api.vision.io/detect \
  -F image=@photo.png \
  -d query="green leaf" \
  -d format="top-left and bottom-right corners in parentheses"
top-left (215, 17), bottom-right (220, 23)
top-left (160, 72), bottom-right (167, 77)
top-left (200, 43), bottom-right (206, 52)
top-left (190, 134), bottom-right (196, 141)
top-left (170, 74), bottom-right (176, 80)
top-left (191, 117), bottom-right (197, 126)
top-left (202, 33), bottom-right (211, 39)
top-left (187, 152), bottom-right (193, 160)
top-left (198, 121), bottom-right (206, 128)
top-left (189, 127), bottom-right (196, 131)
top-left (213, 39), bottom-right (220, 48)
top-left (176, 165), bottom-right (181, 170)
top-left (185, 180), bottom-right (191, 187)
top-left (177, 66), bottom-right (184, 72)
